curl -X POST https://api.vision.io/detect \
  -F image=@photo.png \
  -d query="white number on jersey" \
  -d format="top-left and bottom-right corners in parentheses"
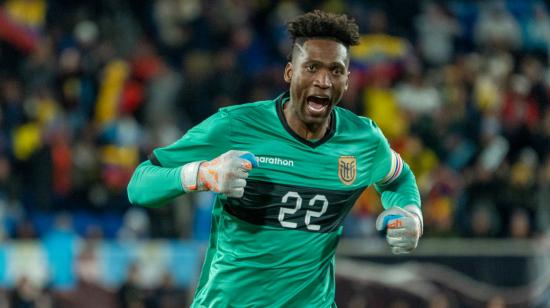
top-left (279, 191), bottom-right (328, 230)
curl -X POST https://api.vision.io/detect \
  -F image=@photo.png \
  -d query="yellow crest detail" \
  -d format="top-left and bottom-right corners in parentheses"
top-left (338, 156), bottom-right (356, 185)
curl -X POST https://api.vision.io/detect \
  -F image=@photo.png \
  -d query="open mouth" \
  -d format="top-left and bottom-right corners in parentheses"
top-left (306, 95), bottom-right (330, 114)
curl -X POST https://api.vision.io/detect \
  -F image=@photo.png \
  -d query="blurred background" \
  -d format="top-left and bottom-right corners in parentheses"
top-left (1, 0), bottom-right (550, 307)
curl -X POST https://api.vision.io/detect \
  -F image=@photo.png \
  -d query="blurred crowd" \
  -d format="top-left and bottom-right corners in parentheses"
top-left (0, 264), bottom-right (189, 308)
top-left (1, 0), bottom-right (550, 249)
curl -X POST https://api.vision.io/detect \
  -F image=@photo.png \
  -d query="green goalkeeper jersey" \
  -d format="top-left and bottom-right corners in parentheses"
top-left (128, 92), bottom-right (420, 307)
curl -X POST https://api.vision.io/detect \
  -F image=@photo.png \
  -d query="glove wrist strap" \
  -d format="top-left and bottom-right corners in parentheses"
top-left (181, 161), bottom-right (207, 192)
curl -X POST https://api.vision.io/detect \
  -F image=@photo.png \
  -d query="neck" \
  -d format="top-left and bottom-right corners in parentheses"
top-left (283, 102), bottom-right (330, 140)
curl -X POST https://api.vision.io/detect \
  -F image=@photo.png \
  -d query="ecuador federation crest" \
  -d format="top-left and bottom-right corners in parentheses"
top-left (338, 156), bottom-right (356, 185)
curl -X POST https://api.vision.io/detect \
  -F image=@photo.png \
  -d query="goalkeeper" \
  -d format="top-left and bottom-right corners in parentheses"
top-left (127, 10), bottom-right (422, 307)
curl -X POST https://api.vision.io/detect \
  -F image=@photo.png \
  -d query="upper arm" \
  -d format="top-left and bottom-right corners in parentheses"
top-left (369, 125), bottom-right (403, 186)
top-left (368, 123), bottom-right (420, 208)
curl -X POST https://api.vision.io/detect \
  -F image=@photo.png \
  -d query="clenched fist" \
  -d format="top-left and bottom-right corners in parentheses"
top-left (181, 150), bottom-right (257, 198)
top-left (376, 205), bottom-right (423, 254)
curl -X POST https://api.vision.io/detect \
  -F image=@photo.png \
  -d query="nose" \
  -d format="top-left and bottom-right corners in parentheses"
top-left (313, 70), bottom-right (332, 89)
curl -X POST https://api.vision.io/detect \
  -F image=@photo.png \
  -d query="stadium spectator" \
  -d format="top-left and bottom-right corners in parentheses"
top-left (474, 2), bottom-right (522, 51)
top-left (415, 2), bottom-right (462, 66)
top-left (523, 2), bottom-right (550, 53)
top-left (147, 272), bottom-right (188, 308)
top-left (117, 263), bottom-right (146, 308)
top-left (394, 68), bottom-right (442, 118)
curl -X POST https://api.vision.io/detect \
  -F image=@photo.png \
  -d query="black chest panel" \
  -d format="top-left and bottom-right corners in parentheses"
top-left (223, 180), bottom-right (365, 233)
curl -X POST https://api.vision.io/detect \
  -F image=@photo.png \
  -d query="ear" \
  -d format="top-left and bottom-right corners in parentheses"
top-left (344, 70), bottom-right (350, 92)
top-left (284, 62), bottom-right (293, 84)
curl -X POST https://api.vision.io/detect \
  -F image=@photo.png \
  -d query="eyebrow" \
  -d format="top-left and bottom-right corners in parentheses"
top-left (303, 59), bottom-right (346, 68)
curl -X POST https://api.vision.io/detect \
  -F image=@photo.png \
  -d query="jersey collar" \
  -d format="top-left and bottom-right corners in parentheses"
top-left (275, 92), bottom-right (336, 148)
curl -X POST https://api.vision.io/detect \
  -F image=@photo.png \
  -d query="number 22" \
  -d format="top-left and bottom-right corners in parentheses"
top-left (278, 191), bottom-right (328, 231)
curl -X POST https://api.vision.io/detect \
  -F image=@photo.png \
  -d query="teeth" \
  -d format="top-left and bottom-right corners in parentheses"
top-left (308, 100), bottom-right (327, 112)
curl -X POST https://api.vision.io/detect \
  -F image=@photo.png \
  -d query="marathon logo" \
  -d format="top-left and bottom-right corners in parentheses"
top-left (256, 156), bottom-right (294, 167)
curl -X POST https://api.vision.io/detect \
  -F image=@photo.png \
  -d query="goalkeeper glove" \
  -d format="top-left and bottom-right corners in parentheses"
top-left (180, 150), bottom-right (257, 198)
top-left (376, 205), bottom-right (423, 254)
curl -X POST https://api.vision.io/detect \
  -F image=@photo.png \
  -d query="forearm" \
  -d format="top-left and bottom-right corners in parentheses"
top-left (374, 162), bottom-right (421, 210)
top-left (127, 160), bottom-right (185, 207)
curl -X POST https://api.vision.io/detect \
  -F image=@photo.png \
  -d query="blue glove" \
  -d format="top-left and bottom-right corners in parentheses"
top-left (376, 205), bottom-right (423, 254)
